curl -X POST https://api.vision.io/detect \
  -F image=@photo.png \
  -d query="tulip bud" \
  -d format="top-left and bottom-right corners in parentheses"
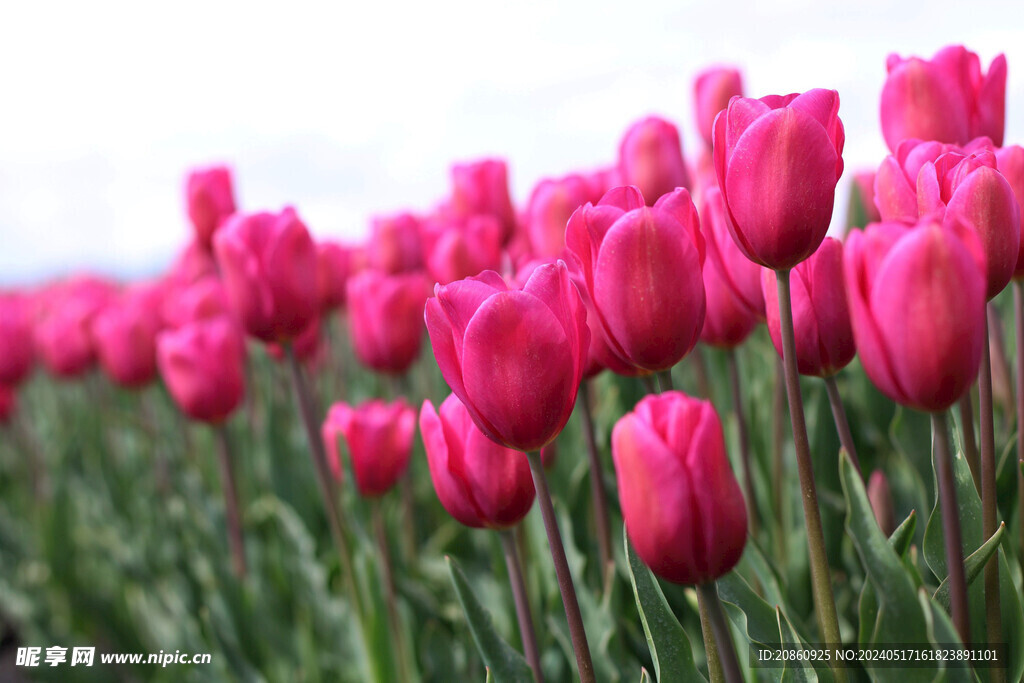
top-left (92, 284), bottom-right (165, 388)
top-left (867, 470), bottom-right (896, 537)
top-left (450, 159), bottom-right (516, 244)
top-left (880, 45), bottom-right (1006, 152)
top-left (565, 186), bottom-right (704, 372)
top-left (693, 66), bottom-right (743, 149)
top-left (421, 214), bottom-right (503, 285)
top-left (425, 261), bottom-right (589, 452)
top-left (185, 165), bottom-right (237, 251)
top-left (713, 89), bottom-right (845, 270)
top-left (367, 212), bottom-right (424, 274)
top-left (524, 174), bottom-right (593, 258)
top-left (618, 116), bottom-right (691, 205)
top-left (843, 219), bottom-right (985, 411)
top-left (420, 394), bottom-right (535, 529)
top-left (762, 238), bottom-right (855, 377)
top-left (316, 240), bottom-right (362, 312)
top-left (322, 398), bottom-right (416, 497)
top-left (995, 145), bottom-right (1024, 279)
top-left (213, 207), bottom-right (319, 343)
top-left (347, 270), bottom-right (430, 374)
top-left (0, 292), bottom-right (35, 386)
top-left (612, 391), bottom-right (747, 584)
top-left (156, 317), bottom-right (246, 423)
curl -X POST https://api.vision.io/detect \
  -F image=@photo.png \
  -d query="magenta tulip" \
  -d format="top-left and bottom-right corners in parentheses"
top-left (843, 219), bottom-right (986, 411)
top-left (322, 399), bottom-right (416, 497)
top-left (156, 316), bottom-right (246, 423)
top-left (524, 174), bottom-right (593, 258)
top-left (761, 238), bottom-right (855, 377)
top-left (425, 260), bottom-right (589, 452)
top-left (618, 116), bottom-right (691, 205)
top-left (713, 89), bottom-right (845, 270)
top-left (367, 212), bottom-right (424, 274)
top-left (693, 66), bottom-right (743, 149)
top-left (0, 292), bottom-right (35, 386)
top-left (316, 240), bottom-right (362, 312)
top-left (347, 270), bottom-right (430, 374)
top-left (34, 277), bottom-right (116, 379)
top-left (421, 214), bottom-right (503, 285)
top-left (880, 45), bottom-right (1006, 152)
top-left (995, 145), bottom-right (1024, 279)
top-left (185, 165), bottom-right (237, 251)
top-left (162, 276), bottom-right (232, 329)
top-left (213, 207), bottom-right (319, 343)
top-left (450, 158), bottom-right (516, 244)
top-left (850, 170), bottom-right (881, 228)
top-left (92, 284), bottom-right (165, 388)
top-left (565, 185), bottom-right (704, 373)
top-left (612, 391), bottom-right (747, 584)
top-left (420, 394), bottom-right (535, 529)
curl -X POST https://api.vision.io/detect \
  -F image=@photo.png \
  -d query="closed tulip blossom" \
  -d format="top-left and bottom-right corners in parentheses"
top-left (612, 391), bottom-right (747, 584)
top-left (565, 185), bottom-right (705, 373)
top-left (761, 238), bottom-right (855, 377)
top-left (322, 399), bottom-right (415, 497)
top-left (713, 89), bottom-right (845, 270)
top-left (421, 214), bottom-right (503, 285)
top-left (425, 260), bottom-right (589, 452)
top-left (186, 165), bottom-right (237, 251)
top-left (0, 292), bottom-right (35, 386)
top-left (618, 116), bottom-right (691, 205)
top-left (524, 174), bottom-right (593, 258)
top-left (420, 394), bottom-right (535, 529)
top-left (693, 66), bottom-right (743, 149)
top-left (316, 240), bottom-right (362, 312)
top-left (92, 284), bottom-right (165, 388)
top-left (347, 270), bottom-right (430, 374)
top-left (35, 277), bottom-right (116, 379)
top-left (367, 212), bottom-right (424, 274)
top-left (450, 158), bottom-right (516, 244)
top-left (880, 45), bottom-right (1006, 152)
top-left (843, 219), bottom-right (985, 412)
top-left (162, 276), bottom-right (233, 329)
top-left (213, 207), bottom-right (319, 343)
top-left (995, 145), bottom-right (1024, 278)
top-left (156, 316), bottom-right (246, 423)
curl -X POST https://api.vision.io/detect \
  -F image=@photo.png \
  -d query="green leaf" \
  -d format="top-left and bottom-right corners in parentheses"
top-left (623, 527), bottom-right (705, 683)
top-left (446, 555), bottom-right (534, 683)
top-left (640, 667), bottom-right (652, 683)
top-left (889, 509), bottom-right (917, 557)
top-left (933, 522), bottom-right (1005, 610)
top-left (856, 509), bottom-right (916, 646)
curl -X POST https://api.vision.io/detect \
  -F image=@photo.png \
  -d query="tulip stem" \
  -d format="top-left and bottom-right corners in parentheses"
top-left (579, 381), bottom-right (613, 582)
top-left (775, 269), bottom-right (845, 682)
top-left (215, 423), bottom-right (247, 579)
top-left (772, 357), bottom-right (788, 569)
top-left (823, 374), bottom-right (861, 475)
top-left (727, 350), bottom-right (759, 541)
top-left (932, 411), bottom-right (971, 645)
top-left (284, 345), bottom-right (362, 618)
top-left (373, 500), bottom-right (411, 683)
top-left (387, 374), bottom-right (419, 565)
top-left (658, 369), bottom-right (674, 392)
top-left (696, 582), bottom-right (742, 683)
top-left (500, 529), bottom-right (544, 683)
top-left (1015, 281), bottom-right (1024, 579)
top-left (979, 316), bottom-right (1003, 670)
top-left (641, 374), bottom-right (658, 395)
top-left (692, 346), bottom-right (713, 399)
top-left (526, 450), bottom-right (595, 683)
top-left (958, 394), bottom-right (983, 493)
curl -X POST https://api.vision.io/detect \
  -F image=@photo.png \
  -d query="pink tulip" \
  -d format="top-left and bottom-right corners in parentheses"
top-left (565, 186), bottom-right (705, 373)
top-left (880, 45), bottom-right (1006, 152)
top-left (185, 165), bottom-right (237, 251)
top-left (450, 158), bottom-right (516, 244)
top-left (347, 270), bottom-right (430, 374)
top-left (843, 219), bottom-right (985, 411)
top-left (612, 391), bottom-right (747, 585)
top-left (156, 316), bottom-right (246, 423)
top-left (713, 89), bottom-right (845, 270)
top-left (995, 145), bottom-right (1024, 279)
top-left (162, 276), bottom-right (232, 329)
top-left (850, 170), bottom-right (881, 228)
top-left (0, 292), bottom-right (35, 386)
top-left (425, 261), bottom-right (589, 452)
top-left (367, 212), bottom-right (424, 274)
top-left (322, 398), bottom-right (416, 497)
top-left (34, 277), bottom-right (117, 378)
top-left (761, 238), bottom-right (855, 377)
top-left (618, 116), bottom-right (691, 205)
top-left (92, 284), bottom-right (164, 388)
top-left (213, 207), bottom-right (319, 343)
top-left (266, 315), bottom-right (323, 364)
top-left (524, 174), bottom-right (593, 258)
top-left (166, 239), bottom-right (219, 289)
top-left (420, 394), bottom-right (535, 529)
top-left (693, 66), bottom-right (743, 149)
top-left (316, 240), bottom-right (362, 312)
top-left (421, 214), bottom-right (503, 285)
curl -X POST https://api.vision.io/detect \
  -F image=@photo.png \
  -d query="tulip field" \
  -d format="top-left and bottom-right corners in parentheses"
top-left (3, 45), bottom-right (1024, 683)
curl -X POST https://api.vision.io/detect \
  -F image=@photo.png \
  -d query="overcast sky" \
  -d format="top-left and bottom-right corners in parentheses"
top-left (1, 0), bottom-right (1022, 285)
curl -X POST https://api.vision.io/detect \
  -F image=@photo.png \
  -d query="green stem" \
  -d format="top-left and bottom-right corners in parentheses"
top-left (727, 350), bottom-right (759, 540)
top-left (526, 451), bottom-right (595, 683)
top-left (500, 529), bottom-right (544, 682)
top-left (823, 374), bottom-right (861, 475)
top-left (932, 411), bottom-right (971, 645)
top-left (696, 582), bottom-right (743, 683)
top-left (772, 357), bottom-right (788, 569)
top-left (579, 381), bottom-right (613, 581)
top-left (958, 394), bottom-right (983, 494)
top-left (215, 424), bottom-right (247, 579)
top-left (373, 500), bottom-right (411, 682)
top-left (1015, 282), bottom-right (1024, 580)
top-left (658, 369), bottom-right (674, 392)
top-left (775, 269), bottom-right (845, 682)
top-left (979, 315), bottom-right (1003, 674)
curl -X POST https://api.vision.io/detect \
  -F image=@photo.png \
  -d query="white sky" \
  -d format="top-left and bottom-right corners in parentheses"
top-left (1, 0), bottom-right (1022, 284)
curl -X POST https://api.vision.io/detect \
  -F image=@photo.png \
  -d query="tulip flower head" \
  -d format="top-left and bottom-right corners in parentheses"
top-left (92, 284), bottom-right (165, 388)
top-left (347, 270), bottom-right (430, 374)
top-left (995, 145), bottom-right (1024, 279)
top-left (322, 399), bottom-right (416, 497)
top-left (618, 116), bottom-right (691, 205)
top-left (693, 66), bottom-right (743, 149)
top-left (612, 391), bottom-right (747, 585)
top-left (713, 89), bottom-right (845, 270)
top-left (880, 45), bottom-right (1006, 152)
top-left (156, 316), bottom-right (246, 423)
top-left (420, 394), bottom-right (536, 529)
top-left (425, 260), bottom-right (589, 452)
top-left (450, 158), bottom-right (516, 244)
top-left (316, 240), bottom-right (363, 313)
top-left (421, 214), bottom-right (503, 285)
top-left (524, 174), bottom-right (595, 258)
top-left (185, 165), bottom-right (237, 251)
top-left (367, 212), bottom-right (424, 274)
top-left (0, 292), bottom-right (35, 386)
